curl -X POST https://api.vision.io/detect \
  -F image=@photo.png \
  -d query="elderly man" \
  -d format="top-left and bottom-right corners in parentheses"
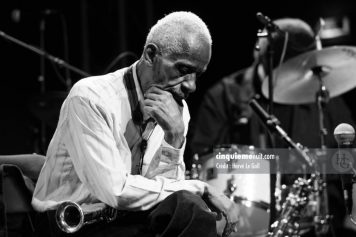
top-left (32, 11), bottom-right (239, 237)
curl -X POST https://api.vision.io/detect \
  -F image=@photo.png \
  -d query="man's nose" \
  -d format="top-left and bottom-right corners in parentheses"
top-left (181, 73), bottom-right (196, 94)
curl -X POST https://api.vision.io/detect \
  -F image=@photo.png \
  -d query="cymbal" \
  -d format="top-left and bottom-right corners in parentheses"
top-left (262, 46), bottom-right (356, 104)
top-left (28, 91), bottom-right (67, 127)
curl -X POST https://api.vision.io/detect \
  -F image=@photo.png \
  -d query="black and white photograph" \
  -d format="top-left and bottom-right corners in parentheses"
top-left (1, 0), bottom-right (356, 236)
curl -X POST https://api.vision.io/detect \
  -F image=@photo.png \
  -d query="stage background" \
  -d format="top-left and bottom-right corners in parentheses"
top-left (0, 0), bottom-right (355, 162)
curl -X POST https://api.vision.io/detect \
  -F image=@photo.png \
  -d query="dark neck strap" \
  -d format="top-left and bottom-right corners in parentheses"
top-left (123, 66), bottom-right (143, 125)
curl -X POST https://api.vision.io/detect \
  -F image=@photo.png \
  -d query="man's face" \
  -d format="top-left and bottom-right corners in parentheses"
top-left (148, 40), bottom-right (211, 104)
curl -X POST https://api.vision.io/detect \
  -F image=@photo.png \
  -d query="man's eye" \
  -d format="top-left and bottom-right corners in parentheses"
top-left (178, 66), bottom-right (192, 75)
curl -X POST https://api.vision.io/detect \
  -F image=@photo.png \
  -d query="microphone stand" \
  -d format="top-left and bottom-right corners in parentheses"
top-left (334, 124), bottom-right (356, 232)
top-left (256, 13), bottom-right (284, 223)
top-left (266, 30), bottom-right (274, 115)
top-left (256, 13), bottom-right (279, 226)
top-left (250, 99), bottom-right (315, 168)
top-left (0, 29), bottom-right (90, 153)
top-left (0, 30), bottom-right (90, 78)
top-left (39, 16), bottom-right (46, 153)
top-left (39, 16), bottom-right (46, 94)
top-left (256, 20), bottom-right (275, 115)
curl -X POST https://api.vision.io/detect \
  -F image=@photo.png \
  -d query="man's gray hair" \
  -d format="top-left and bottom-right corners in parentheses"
top-left (145, 11), bottom-right (212, 56)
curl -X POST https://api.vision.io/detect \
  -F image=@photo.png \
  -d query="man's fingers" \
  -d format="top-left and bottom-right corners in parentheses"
top-left (144, 106), bottom-right (165, 122)
top-left (143, 98), bottom-right (162, 108)
top-left (145, 86), bottom-right (167, 95)
top-left (144, 92), bottom-right (161, 101)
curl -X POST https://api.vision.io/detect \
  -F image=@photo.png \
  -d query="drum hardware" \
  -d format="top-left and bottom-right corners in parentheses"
top-left (186, 154), bottom-right (202, 180)
top-left (313, 153), bottom-right (332, 236)
top-left (191, 154), bottom-right (202, 180)
top-left (268, 153), bottom-right (327, 237)
top-left (249, 98), bottom-right (334, 236)
top-left (224, 175), bottom-right (238, 200)
top-left (234, 196), bottom-right (270, 211)
top-left (55, 201), bottom-right (118, 233)
top-left (187, 163), bottom-right (201, 180)
top-left (314, 20), bottom-right (330, 150)
top-left (274, 155), bottom-right (282, 212)
top-left (268, 174), bottom-right (318, 237)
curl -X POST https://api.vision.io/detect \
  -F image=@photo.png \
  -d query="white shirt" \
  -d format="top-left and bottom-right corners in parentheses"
top-left (32, 62), bottom-right (206, 212)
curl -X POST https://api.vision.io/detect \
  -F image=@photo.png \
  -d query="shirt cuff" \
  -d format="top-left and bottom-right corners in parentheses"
top-left (161, 138), bottom-right (186, 163)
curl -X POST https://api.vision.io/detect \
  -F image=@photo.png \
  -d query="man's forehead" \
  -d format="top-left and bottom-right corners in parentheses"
top-left (173, 54), bottom-right (209, 72)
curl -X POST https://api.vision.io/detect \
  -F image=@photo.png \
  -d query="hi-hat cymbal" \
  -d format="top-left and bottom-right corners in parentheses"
top-left (262, 46), bottom-right (356, 104)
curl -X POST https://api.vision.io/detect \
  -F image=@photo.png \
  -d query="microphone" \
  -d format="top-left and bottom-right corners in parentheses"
top-left (256, 12), bottom-right (282, 33)
top-left (334, 123), bottom-right (355, 148)
top-left (333, 123), bottom-right (356, 215)
top-left (11, 9), bottom-right (58, 23)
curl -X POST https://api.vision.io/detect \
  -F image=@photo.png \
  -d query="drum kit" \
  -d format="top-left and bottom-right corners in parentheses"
top-left (188, 45), bottom-right (356, 237)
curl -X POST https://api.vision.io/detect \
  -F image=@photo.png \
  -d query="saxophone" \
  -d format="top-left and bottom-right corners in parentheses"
top-left (268, 174), bottom-right (317, 237)
top-left (55, 201), bottom-right (119, 233)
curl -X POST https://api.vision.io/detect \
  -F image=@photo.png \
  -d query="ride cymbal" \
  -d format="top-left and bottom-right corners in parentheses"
top-left (262, 46), bottom-right (356, 104)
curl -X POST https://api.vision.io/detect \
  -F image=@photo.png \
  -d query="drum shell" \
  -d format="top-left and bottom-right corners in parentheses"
top-left (198, 145), bottom-right (271, 237)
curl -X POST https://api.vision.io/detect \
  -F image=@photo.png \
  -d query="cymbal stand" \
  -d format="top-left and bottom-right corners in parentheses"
top-left (314, 67), bottom-right (330, 150)
top-left (312, 66), bottom-right (332, 236)
top-left (312, 18), bottom-right (332, 235)
top-left (314, 18), bottom-right (328, 150)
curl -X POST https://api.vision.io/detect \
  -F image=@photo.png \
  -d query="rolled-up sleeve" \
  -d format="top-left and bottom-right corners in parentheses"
top-left (143, 100), bottom-right (190, 181)
top-left (64, 96), bottom-right (204, 210)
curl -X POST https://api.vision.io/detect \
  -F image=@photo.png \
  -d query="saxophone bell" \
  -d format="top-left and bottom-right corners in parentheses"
top-left (55, 201), bottom-right (118, 234)
top-left (56, 201), bottom-right (85, 233)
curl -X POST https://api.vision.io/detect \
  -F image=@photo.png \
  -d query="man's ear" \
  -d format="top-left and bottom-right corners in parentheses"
top-left (143, 43), bottom-right (160, 64)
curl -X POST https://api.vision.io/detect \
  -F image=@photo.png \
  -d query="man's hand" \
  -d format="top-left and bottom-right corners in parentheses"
top-left (143, 86), bottom-right (185, 148)
top-left (203, 184), bottom-right (240, 237)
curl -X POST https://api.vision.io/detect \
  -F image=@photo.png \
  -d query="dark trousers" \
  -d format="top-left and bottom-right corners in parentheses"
top-left (35, 190), bottom-right (217, 237)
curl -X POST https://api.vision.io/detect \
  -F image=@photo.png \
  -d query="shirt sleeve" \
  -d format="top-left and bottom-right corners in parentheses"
top-left (64, 96), bottom-right (203, 210)
top-left (144, 100), bottom-right (190, 181)
top-left (143, 138), bottom-right (187, 181)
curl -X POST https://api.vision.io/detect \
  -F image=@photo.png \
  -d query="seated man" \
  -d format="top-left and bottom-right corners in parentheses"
top-left (31, 11), bottom-right (239, 237)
